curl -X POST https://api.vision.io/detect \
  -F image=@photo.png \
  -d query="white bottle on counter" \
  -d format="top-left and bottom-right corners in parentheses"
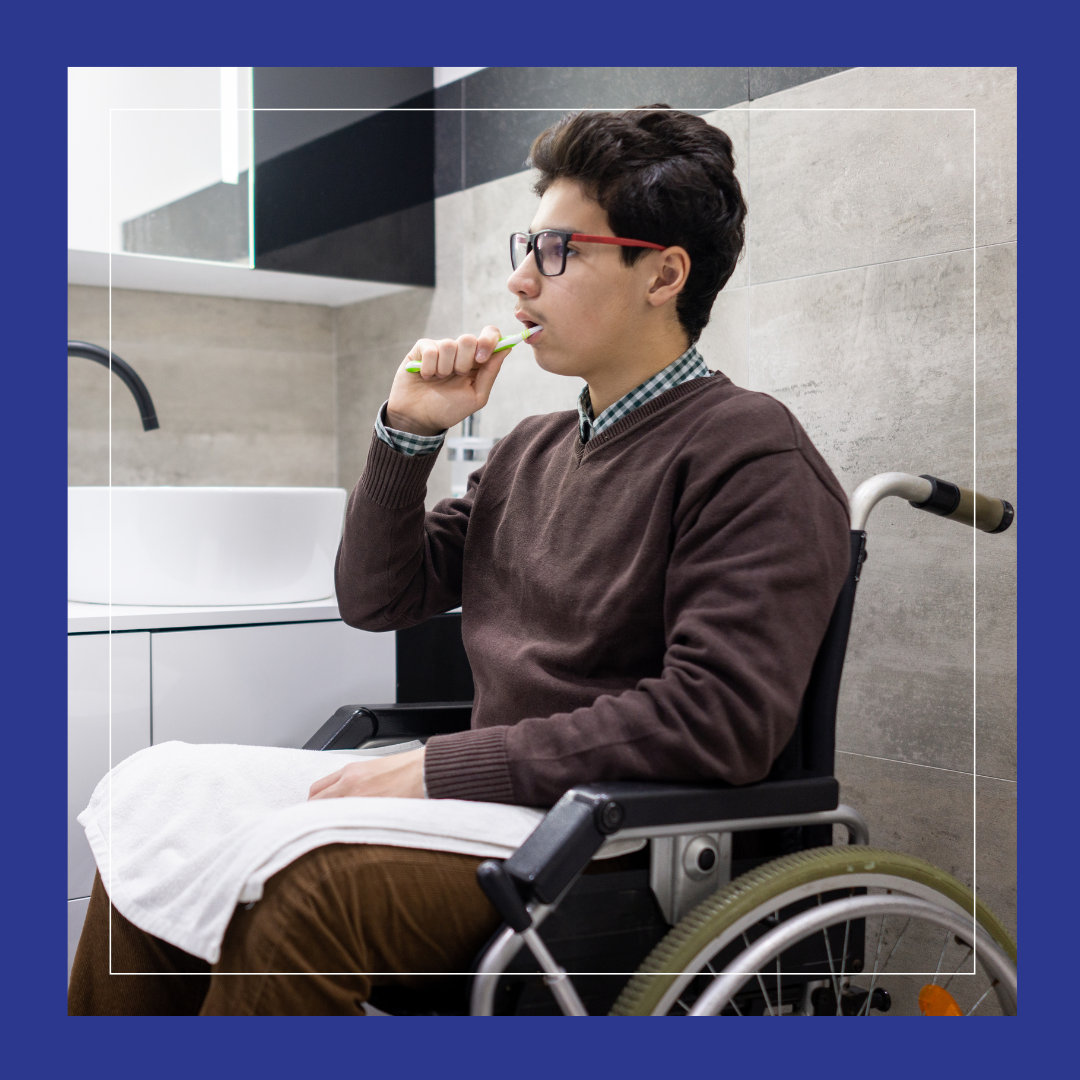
top-left (446, 414), bottom-right (493, 498)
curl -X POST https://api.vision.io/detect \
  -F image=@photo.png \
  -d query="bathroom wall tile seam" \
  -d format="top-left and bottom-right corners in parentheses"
top-left (836, 749), bottom-right (1017, 786)
top-left (743, 241), bottom-right (1013, 291)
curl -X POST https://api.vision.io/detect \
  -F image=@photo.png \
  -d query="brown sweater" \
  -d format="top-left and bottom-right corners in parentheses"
top-left (336, 373), bottom-right (851, 808)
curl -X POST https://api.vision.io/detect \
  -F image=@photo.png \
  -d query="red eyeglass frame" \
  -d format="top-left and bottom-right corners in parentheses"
top-left (510, 230), bottom-right (666, 276)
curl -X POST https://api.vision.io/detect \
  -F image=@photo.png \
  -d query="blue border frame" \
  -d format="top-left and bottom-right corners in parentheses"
top-left (7, 0), bottom-right (1068, 1073)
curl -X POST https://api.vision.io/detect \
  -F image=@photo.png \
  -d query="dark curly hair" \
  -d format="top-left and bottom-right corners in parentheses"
top-left (528, 105), bottom-right (746, 344)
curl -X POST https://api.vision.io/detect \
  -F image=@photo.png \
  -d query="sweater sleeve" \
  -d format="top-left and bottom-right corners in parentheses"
top-left (334, 430), bottom-right (479, 631)
top-left (423, 447), bottom-right (850, 805)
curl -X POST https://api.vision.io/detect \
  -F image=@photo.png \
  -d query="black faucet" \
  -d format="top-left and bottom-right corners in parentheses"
top-left (68, 341), bottom-right (160, 431)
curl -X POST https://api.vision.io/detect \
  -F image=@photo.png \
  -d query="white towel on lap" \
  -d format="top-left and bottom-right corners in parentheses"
top-left (78, 740), bottom-right (641, 964)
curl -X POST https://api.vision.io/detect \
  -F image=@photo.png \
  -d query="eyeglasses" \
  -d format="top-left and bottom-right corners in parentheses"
top-left (510, 230), bottom-right (666, 277)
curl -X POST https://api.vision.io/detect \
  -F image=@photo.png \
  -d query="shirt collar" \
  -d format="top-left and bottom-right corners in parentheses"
top-left (577, 344), bottom-right (711, 443)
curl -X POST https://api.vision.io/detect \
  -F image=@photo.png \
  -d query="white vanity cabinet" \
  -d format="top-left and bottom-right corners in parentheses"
top-left (68, 631), bottom-right (152, 976)
top-left (151, 621), bottom-right (395, 748)
top-left (68, 632), bottom-right (153, 898)
top-left (67, 601), bottom-right (397, 980)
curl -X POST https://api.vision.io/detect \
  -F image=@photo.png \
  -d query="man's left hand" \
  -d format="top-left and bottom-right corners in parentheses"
top-left (308, 746), bottom-right (426, 801)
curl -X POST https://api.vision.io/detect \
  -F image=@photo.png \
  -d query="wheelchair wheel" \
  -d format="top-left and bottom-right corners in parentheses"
top-left (610, 847), bottom-right (1016, 1017)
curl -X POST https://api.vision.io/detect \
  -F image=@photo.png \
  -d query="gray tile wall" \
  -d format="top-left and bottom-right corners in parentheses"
top-left (738, 68), bottom-right (1016, 940)
top-left (68, 285), bottom-right (337, 487)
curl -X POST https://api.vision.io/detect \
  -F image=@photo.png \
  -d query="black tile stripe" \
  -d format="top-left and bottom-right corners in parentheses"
top-left (247, 67), bottom-right (849, 285)
top-left (254, 90), bottom-right (436, 257)
top-left (439, 67), bottom-right (850, 195)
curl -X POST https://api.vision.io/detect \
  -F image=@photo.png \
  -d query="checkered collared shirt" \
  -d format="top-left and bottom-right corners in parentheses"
top-left (577, 344), bottom-right (712, 443)
top-left (375, 401), bottom-right (447, 457)
top-left (374, 344), bottom-right (712, 457)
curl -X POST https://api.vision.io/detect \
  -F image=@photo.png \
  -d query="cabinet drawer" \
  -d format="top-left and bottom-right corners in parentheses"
top-left (151, 620), bottom-right (395, 749)
top-left (68, 632), bottom-right (152, 899)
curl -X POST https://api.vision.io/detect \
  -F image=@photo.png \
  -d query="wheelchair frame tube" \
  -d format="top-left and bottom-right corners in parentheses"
top-left (520, 928), bottom-right (588, 1016)
top-left (471, 902), bottom-right (555, 1016)
top-left (849, 472), bottom-right (932, 531)
top-left (608, 804), bottom-right (869, 846)
top-left (848, 471), bottom-right (1013, 534)
top-left (468, 805), bottom-right (869, 1015)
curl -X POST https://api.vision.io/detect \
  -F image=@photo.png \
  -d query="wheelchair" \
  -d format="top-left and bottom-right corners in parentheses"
top-left (305, 471), bottom-right (1017, 1016)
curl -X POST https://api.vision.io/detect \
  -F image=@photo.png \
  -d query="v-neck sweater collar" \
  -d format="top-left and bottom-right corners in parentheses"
top-left (574, 370), bottom-right (727, 461)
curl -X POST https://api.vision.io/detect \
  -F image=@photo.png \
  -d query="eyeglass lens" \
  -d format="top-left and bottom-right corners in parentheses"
top-left (510, 231), bottom-right (568, 276)
top-left (510, 233), bottom-right (529, 272)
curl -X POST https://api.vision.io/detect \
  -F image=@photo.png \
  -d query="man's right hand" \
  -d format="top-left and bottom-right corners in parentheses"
top-left (386, 326), bottom-right (507, 436)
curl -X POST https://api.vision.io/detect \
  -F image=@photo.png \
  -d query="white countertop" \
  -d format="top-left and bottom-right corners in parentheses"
top-left (68, 596), bottom-right (341, 633)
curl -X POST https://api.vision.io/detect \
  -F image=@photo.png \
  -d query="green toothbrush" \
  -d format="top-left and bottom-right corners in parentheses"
top-left (404, 326), bottom-right (543, 373)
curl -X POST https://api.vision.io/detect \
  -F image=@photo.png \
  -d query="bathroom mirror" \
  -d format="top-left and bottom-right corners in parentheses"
top-left (69, 67), bottom-right (254, 266)
top-left (68, 67), bottom-right (438, 296)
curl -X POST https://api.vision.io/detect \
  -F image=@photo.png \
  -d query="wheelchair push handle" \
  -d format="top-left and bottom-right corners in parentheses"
top-left (849, 472), bottom-right (1014, 534)
top-left (910, 474), bottom-right (1014, 533)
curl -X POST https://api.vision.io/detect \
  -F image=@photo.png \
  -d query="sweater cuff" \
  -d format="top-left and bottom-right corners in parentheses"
top-left (360, 428), bottom-right (440, 510)
top-left (423, 726), bottom-right (516, 803)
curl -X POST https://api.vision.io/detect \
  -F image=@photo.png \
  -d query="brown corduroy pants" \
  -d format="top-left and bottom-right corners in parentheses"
top-left (68, 843), bottom-right (501, 1015)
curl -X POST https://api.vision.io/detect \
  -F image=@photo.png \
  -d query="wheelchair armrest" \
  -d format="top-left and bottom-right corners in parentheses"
top-left (302, 701), bottom-right (473, 751)
top-left (571, 776), bottom-right (839, 830)
top-left (499, 776), bottom-right (839, 907)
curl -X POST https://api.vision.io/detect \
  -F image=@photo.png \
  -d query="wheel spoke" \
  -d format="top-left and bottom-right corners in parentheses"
top-left (744, 932), bottom-right (776, 1016)
top-left (931, 929), bottom-right (951, 985)
top-left (836, 893), bottom-right (853, 1016)
top-left (878, 915), bottom-right (912, 973)
top-left (966, 980), bottom-right (997, 1016)
top-left (699, 959), bottom-right (743, 1015)
top-left (817, 896), bottom-right (842, 1005)
top-left (941, 945), bottom-right (974, 992)
top-left (859, 913), bottom-right (889, 1016)
top-left (754, 971), bottom-right (776, 1016)
top-left (860, 912), bottom-right (913, 1015)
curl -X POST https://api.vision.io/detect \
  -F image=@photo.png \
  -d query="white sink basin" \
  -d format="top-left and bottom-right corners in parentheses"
top-left (68, 487), bottom-right (347, 606)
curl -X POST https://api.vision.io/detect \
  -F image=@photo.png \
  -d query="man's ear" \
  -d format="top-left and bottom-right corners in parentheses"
top-left (645, 247), bottom-right (691, 308)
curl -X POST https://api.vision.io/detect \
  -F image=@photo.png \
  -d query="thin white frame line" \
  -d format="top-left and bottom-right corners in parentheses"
top-left (108, 968), bottom-right (987, 978)
top-left (972, 106), bottom-right (979, 960)
top-left (246, 69), bottom-right (256, 271)
top-left (105, 107), bottom-right (980, 113)
top-left (107, 104), bottom-right (114, 976)
top-left (745, 104), bottom-right (751, 386)
top-left (98, 102), bottom-right (987, 987)
top-left (836, 750), bottom-right (1014, 784)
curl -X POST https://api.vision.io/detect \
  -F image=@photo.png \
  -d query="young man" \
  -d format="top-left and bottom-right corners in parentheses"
top-left (70, 106), bottom-right (850, 1015)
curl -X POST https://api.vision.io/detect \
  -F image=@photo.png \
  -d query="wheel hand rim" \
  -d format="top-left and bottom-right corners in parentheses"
top-left (610, 848), bottom-right (1017, 1017)
top-left (687, 895), bottom-right (1017, 1016)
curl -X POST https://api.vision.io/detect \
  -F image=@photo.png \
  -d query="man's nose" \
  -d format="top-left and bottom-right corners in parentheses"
top-left (507, 253), bottom-right (540, 297)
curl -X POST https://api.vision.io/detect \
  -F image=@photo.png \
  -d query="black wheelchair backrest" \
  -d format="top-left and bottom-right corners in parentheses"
top-left (766, 530), bottom-right (867, 783)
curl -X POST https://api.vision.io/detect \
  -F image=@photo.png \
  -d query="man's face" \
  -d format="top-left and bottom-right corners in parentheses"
top-left (507, 179), bottom-right (660, 381)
